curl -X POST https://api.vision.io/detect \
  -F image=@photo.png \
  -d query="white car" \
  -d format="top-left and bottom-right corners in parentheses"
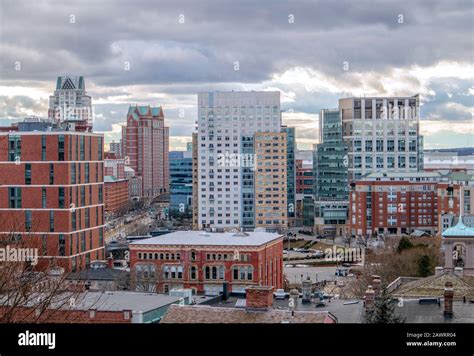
top-left (274, 289), bottom-right (287, 300)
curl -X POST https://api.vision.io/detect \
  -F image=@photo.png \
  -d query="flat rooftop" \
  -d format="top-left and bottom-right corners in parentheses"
top-left (70, 291), bottom-right (181, 312)
top-left (129, 230), bottom-right (282, 247)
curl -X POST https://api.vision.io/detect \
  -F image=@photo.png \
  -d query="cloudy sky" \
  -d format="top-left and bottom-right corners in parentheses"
top-left (0, 0), bottom-right (473, 150)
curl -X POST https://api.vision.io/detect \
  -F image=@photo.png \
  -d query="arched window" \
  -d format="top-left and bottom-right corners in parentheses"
top-left (212, 266), bottom-right (217, 280)
top-left (205, 266), bottom-right (210, 280)
top-left (138, 252), bottom-right (142, 259)
top-left (148, 253), bottom-right (153, 259)
top-left (233, 266), bottom-right (238, 280)
top-left (177, 266), bottom-right (183, 279)
top-left (218, 266), bottom-right (224, 280)
top-left (247, 266), bottom-right (253, 280)
top-left (165, 253), bottom-right (169, 260)
top-left (163, 265), bottom-right (170, 279)
top-left (171, 253), bottom-right (175, 260)
top-left (190, 250), bottom-right (196, 261)
top-left (159, 253), bottom-right (164, 260)
top-left (176, 253), bottom-right (181, 260)
top-left (143, 253), bottom-right (147, 260)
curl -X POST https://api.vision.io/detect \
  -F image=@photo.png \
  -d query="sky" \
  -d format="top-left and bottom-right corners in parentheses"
top-left (0, 0), bottom-right (473, 151)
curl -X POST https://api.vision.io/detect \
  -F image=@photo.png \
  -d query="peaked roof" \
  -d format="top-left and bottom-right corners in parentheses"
top-left (391, 273), bottom-right (474, 299)
top-left (127, 105), bottom-right (163, 120)
top-left (442, 218), bottom-right (474, 238)
top-left (56, 76), bottom-right (84, 90)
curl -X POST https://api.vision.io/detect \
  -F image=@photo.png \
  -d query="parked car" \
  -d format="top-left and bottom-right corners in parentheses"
top-left (274, 289), bottom-right (287, 300)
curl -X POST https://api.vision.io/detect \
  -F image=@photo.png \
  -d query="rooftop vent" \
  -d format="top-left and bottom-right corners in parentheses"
top-left (233, 227), bottom-right (249, 237)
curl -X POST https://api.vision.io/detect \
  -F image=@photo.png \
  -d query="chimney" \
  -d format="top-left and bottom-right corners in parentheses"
top-left (245, 286), bottom-right (273, 310)
top-left (435, 266), bottom-right (444, 277)
top-left (107, 255), bottom-right (114, 269)
top-left (444, 281), bottom-right (454, 318)
top-left (365, 285), bottom-right (375, 310)
top-left (372, 275), bottom-right (381, 298)
top-left (454, 267), bottom-right (463, 277)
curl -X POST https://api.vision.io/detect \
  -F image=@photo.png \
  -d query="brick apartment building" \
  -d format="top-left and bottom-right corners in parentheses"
top-left (123, 105), bottom-right (169, 199)
top-left (104, 176), bottom-right (129, 214)
top-left (0, 127), bottom-right (105, 271)
top-left (103, 157), bottom-right (129, 214)
top-left (129, 230), bottom-right (283, 295)
top-left (349, 171), bottom-right (474, 237)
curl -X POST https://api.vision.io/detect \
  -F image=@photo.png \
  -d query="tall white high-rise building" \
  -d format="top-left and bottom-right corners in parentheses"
top-left (339, 95), bottom-right (424, 182)
top-left (48, 76), bottom-right (93, 131)
top-left (197, 91), bottom-right (282, 230)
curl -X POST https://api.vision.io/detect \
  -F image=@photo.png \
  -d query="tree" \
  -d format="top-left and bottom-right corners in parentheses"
top-left (365, 288), bottom-right (405, 324)
top-left (0, 212), bottom-right (98, 323)
top-left (417, 254), bottom-right (432, 277)
top-left (397, 236), bottom-right (413, 253)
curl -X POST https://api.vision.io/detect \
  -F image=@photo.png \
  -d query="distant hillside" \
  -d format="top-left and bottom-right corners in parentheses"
top-left (425, 147), bottom-right (474, 156)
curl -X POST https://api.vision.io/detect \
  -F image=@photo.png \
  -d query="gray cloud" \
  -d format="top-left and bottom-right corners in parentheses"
top-left (0, 0), bottom-right (472, 149)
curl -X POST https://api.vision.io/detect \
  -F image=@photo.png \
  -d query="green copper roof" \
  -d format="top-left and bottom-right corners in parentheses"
top-left (128, 105), bottom-right (162, 120)
top-left (442, 218), bottom-right (474, 238)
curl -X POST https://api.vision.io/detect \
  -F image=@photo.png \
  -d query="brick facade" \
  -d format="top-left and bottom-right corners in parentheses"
top-left (0, 132), bottom-right (105, 271)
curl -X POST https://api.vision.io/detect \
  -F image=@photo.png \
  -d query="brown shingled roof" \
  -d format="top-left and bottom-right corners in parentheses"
top-left (161, 304), bottom-right (337, 324)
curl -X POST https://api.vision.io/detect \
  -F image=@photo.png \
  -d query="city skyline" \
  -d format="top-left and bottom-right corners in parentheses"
top-left (0, 0), bottom-right (473, 150)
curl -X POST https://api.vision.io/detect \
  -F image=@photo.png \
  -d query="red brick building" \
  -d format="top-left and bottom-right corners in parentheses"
top-left (129, 230), bottom-right (284, 295)
top-left (123, 105), bottom-right (169, 198)
top-left (350, 171), bottom-right (474, 237)
top-left (104, 176), bottom-right (129, 214)
top-left (296, 159), bottom-right (314, 195)
top-left (0, 130), bottom-right (105, 272)
top-left (349, 172), bottom-right (440, 237)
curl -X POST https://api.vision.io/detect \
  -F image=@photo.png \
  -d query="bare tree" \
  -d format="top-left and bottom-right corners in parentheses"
top-left (0, 212), bottom-right (97, 323)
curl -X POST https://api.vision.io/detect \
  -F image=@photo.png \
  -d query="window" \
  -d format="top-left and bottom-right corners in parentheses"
top-left (41, 135), bottom-right (46, 160)
top-left (98, 137), bottom-right (103, 160)
top-left (42, 188), bottom-right (47, 208)
top-left (99, 228), bottom-right (103, 246)
top-left (58, 234), bottom-right (65, 256)
top-left (80, 136), bottom-right (85, 160)
top-left (8, 136), bottom-right (21, 162)
top-left (25, 164), bottom-right (31, 185)
top-left (190, 266), bottom-right (197, 280)
top-left (85, 208), bottom-right (90, 228)
top-left (205, 266), bottom-right (210, 279)
top-left (49, 211), bottom-right (54, 232)
top-left (58, 135), bottom-right (65, 161)
top-left (71, 164), bottom-right (76, 184)
top-left (25, 210), bottom-right (32, 232)
top-left (85, 163), bottom-right (89, 183)
top-left (81, 186), bottom-right (86, 206)
top-left (81, 232), bottom-right (86, 251)
top-left (9, 187), bottom-right (21, 208)
top-left (190, 250), bottom-right (196, 261)
top-left (72, 211), bottom-right (76, 230)
top-left (49, 164), bottom-right (54, 185)
top-left (98, 185), bottom-right (103, 204)
top-left (58, 187), bottom-right (65, 208)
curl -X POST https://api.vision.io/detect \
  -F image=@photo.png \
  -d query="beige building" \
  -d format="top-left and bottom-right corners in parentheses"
top-left (254, 132), bottom-right (288, 232)
top-left (192, 133), bottom-right (199, 230)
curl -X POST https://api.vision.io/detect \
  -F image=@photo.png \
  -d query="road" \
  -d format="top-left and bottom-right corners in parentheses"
top-left (105, 214), bottom-right (153, 242)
